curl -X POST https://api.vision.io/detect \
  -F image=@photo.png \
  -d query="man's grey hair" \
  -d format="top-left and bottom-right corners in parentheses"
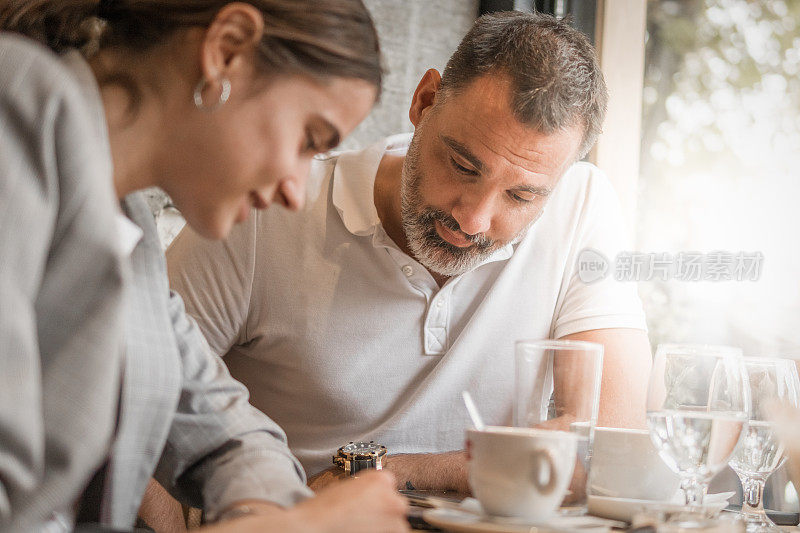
top-left (440, 11), bottom-right (608, 160)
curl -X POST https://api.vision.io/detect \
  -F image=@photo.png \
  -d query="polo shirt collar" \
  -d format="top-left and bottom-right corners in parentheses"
top-left (331, 133), bottom-right (412, 236)
top-left (116, 213), bottom-right (143, 257)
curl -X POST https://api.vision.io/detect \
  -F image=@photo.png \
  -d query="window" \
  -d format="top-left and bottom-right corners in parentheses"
top-left (635, 0), bottom-right (800, 353)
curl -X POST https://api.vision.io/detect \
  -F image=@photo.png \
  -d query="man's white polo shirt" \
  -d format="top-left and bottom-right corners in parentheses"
top-left (167, 134), bottom-right (647, 475)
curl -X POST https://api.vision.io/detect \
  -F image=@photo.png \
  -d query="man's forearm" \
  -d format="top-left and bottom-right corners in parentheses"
top-left (560, 328), bottom-right (652, 429)
top-left (383, 451), bottom-right (470, 494)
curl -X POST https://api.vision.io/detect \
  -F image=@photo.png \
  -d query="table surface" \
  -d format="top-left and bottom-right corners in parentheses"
top-left (404, 491), bottom-right (800, 532)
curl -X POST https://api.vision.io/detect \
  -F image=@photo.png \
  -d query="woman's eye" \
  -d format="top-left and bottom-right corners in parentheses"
top-left (450, 156), bottom-right (477, 175)
top-left (303, 132), bottom-right (319, 153)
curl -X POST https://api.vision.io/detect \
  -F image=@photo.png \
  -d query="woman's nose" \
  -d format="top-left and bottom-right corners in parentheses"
top-left (274, 176), bottom-right (305, 211)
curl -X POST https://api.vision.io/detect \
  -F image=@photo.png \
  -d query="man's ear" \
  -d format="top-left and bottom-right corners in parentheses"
top-left (409, 69), bottom-right (442, 127)
top-left (199, 2), bottom-right (264, 84)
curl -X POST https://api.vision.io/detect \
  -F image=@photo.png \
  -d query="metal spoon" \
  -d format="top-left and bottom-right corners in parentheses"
top-left (461, 390), bottom-right (486, 431)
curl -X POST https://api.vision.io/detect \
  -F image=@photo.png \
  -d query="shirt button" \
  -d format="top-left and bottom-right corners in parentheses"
top-left (402, 265), bottom-right (414, 277)
top-left (436, 301), bottom-right (443, 308)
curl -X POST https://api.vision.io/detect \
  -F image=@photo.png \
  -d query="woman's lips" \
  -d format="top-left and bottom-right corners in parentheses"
top-left (435, 219), bottom-right (474, 248)
top-left (235, 192), bottom-right (272, 224)
top-left (250, 190), bottom-right (270, 210)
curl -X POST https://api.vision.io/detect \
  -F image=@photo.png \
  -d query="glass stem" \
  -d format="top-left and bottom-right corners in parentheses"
top-left (740, 475), bottom-right (768, 517)
top-left (681, 478), bottom-right (706, 508)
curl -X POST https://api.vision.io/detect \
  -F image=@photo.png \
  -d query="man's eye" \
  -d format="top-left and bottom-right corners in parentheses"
top-left (450, 156), bottom-right (477, 175)
top-left (509, 191), bottom-right (534, 204)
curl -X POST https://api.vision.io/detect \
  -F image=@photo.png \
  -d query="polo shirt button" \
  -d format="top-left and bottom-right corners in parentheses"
top-left (402, 265), bottom-right (413, 277)
top-left (436, 301), bottom-right (443, 308)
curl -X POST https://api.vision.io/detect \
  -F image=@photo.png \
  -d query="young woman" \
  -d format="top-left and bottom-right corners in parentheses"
top-left (0, 1), bottom-right (408, 532)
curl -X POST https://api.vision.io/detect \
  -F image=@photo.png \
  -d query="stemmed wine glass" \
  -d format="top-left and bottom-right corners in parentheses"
top-left (646, 344), bottom-right (750, 518)
top-left (729, 357), bottom-right (800, 532)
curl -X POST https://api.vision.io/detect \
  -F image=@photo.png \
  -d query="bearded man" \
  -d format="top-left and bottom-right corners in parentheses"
top-left (166, 11), bottom-right (652, 493)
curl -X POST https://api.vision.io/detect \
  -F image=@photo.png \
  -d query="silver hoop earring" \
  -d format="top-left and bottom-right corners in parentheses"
top-left (193, 77), bottom-right (231, 111)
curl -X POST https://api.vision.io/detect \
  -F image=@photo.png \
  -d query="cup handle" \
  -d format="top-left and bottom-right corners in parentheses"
top-left (530, 449), bottom-right (558, 495)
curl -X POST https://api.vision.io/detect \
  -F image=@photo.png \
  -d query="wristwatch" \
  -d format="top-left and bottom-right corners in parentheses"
top-left (333, 441), bottom-right (387, 475)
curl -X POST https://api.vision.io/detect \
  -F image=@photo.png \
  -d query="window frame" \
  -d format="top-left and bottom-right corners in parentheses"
top-left (589, 0), bottom-right (648, 233)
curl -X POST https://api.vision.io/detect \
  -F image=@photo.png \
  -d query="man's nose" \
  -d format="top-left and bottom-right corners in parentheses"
top-left (451, 192), bottom-right (493, 236)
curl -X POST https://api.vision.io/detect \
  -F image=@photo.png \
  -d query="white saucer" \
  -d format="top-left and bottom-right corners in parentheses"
top-left (586, 493), bottom-right (734, 523)
top-left (422, 507), bottom-right (615, 532)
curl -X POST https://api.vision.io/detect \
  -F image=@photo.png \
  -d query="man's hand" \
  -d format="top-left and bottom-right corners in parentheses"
top-left (307, 466), bottom-right (348, 492)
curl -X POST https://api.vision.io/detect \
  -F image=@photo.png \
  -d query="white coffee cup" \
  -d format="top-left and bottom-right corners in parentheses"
top-left (466, 426), bottom-right (578, 520)
top-left (589, 427), bottom-right (680, 501)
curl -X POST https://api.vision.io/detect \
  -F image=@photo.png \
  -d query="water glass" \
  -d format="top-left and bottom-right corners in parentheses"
top-left (646, 344), bottom-right (750, 513)
top-left (513, 339), bottom-right (603, 514)
top-left (728, 356), bottom-right (800, 532)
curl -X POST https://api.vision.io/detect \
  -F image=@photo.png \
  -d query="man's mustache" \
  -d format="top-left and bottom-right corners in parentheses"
top-left (420, 208), bottom-right (493, 249)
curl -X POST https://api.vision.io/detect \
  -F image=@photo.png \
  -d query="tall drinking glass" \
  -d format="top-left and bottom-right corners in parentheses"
top-left (514, 339), bottom-right (603, 515)
top-left (728, 357), bottom-right (800, 532)
top-left (646, 344), bottom-right (750, 512)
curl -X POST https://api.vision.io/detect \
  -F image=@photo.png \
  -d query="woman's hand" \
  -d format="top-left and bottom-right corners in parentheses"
top-left (201, 470), bottom-right (409, 533)
top-left (290, 470), bottom-right (410, 533)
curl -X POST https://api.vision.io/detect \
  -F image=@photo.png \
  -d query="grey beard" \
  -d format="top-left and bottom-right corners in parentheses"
top-left (400, 138), bottom-right (497, 276)
top-left (398, 132), bottom-right (539, 277)
top-left (403, 207), bottom-right (497, 277)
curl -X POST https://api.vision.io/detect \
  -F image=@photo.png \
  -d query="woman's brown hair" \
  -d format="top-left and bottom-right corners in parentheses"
top-left (0, 0), bottom-right (382, 92)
